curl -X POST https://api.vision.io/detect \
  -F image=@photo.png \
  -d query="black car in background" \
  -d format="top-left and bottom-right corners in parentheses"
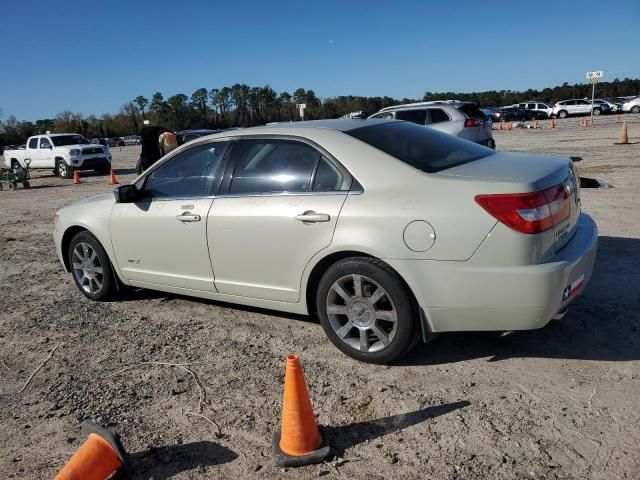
top-left (491, 107), bottom-right (548, 123)
top-left (176, 129), bottom-right (221, 145)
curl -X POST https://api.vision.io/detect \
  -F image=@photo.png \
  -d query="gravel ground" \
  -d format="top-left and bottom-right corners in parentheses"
top-left (1, 117), bottom-right (639, 479)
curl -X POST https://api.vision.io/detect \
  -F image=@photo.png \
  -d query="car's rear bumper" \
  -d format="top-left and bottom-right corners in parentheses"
top-left (386, 213), bottom-right (598, 332)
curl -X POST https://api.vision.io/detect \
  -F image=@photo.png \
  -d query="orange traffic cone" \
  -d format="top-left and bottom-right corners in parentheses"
top-left (549, 118), bottom-right (556, 129)
top-left (498, 122), bottom-right (503, 130)
top-left (73, 170), bottom-right (80, 184)
top-left (272, 355), bottom-right (331, 467)
top-left (615, 121), bottom-right (629, 145)
top-left (54, 421), bottom-right (129, 480)
top-left (109, 169), bottom-right (119, 185)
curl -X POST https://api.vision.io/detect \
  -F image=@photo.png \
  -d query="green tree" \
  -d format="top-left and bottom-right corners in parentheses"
top-left (134, 96), bottom-right (149, 119)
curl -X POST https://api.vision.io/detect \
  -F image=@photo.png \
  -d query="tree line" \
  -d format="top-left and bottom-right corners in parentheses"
top-left (1, 78), bottom-right (638, 146)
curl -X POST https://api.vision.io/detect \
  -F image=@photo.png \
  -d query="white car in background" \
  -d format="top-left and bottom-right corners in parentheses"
top-left (552, 99), bottom-right (609, 118)
top-left (53, 119), bottom-right (596, 364)
top-left (369, 101), bottom-right (495, 149)
top-left (622, 97), bottom-right (640, 114)
top-left (3, 134), bottom-right (112, 178)
top-left (512, 102), bottom-right (553, 118)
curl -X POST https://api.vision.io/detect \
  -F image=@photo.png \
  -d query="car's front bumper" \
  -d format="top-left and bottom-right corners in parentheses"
top-left (386, 213), bottom-right (598, 332)
top-left (69, 156), bottom-right (110, 170)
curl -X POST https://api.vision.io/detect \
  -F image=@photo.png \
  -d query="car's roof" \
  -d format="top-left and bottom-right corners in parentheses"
top-left (238, 118), bottom-right (396, 133)
top-left (379, 100), bottom-right (471, 112)
top-left (48, 133), bottom-right (84, 137)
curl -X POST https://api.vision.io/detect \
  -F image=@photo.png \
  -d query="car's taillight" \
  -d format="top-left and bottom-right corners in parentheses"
top-left (464, 118), bottom-right (480, 127)
top-left (475, 184), bottom-right (570, 234)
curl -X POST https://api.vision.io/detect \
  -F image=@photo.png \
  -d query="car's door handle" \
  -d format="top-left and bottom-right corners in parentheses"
top-left (295, 211), bottom-right (330, 223)
top-left (176, 212), bottom-right (201, 222)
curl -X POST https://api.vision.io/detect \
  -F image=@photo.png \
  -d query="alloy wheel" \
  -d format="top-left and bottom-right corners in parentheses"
top-left (326, 274), bottom-right (398, 353)
top-left (72, 242), bottom-right (105, 294)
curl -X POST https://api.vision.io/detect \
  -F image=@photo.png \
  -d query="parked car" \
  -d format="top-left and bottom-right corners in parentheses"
top-left (107, 137), bottom-right (125, 147)
top-left (622, 97), bottom-right (640, 114)
top-left (53, 119), bottom-right (597, 364)
top-left (511, 102), bottom-right (553, 118)
top-left (123, 136), bottom-right (141, 146)
top-left (91, 138), bottom-right (109, 147)
top-left (589, 98), bottom-right (618, 113)
top-left (4, 134), bottom-right (111, 178)
top-left (552, 99), bottom-right (609, 118)
top-left (492, 107), bottom-right (548, 122)
top-left (370, 101), bottom-right (495, 149)
top-left (176, 129), bottom-right (220, 145)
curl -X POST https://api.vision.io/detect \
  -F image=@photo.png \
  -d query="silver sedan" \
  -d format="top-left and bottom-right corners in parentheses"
top-left (53, 119), bottom-right (597, 364)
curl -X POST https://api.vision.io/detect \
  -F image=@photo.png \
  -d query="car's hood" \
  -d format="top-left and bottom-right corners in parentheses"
top-left (54, 144), bottom-right (92, 150)
top-left (70, 192), bottom-right (114, 207)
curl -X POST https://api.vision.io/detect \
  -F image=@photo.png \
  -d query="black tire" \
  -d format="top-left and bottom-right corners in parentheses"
top-left (23, 181), bottom-right (30, 189)
top-left (68, 231), bottom-right (116, 301)
top-left (9, 183), bottom-right (16, 191)
top-left (57, 159), bottom-right (73, 179)
top-left (631, 105), bottom-right (640, 114)
top-left (593, 108), bottom-right (601, 116)
top-left (558, 110), bottom-right (568, 119)
top-left (316, 257), bottom-right (419, 364)
top-left (487, 139), bottom-right (496, 149)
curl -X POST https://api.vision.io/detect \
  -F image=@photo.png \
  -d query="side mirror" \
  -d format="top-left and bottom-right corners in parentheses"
top-left (113, 184), bottom-right (139, 203)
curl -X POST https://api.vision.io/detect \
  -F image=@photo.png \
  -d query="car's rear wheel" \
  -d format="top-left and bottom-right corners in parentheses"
top-left (68, 231), bottom-right (116, 301)
top-left (631, 105), bottom-right (639, 114)
top-left (316, 257), bottom-right (418, 364)
top-left (593, 108), bottom-right (601, 116)
top-left (57, 159), bottom-right (73, 179)
top-left (558, 110), bottom-right (568, 119)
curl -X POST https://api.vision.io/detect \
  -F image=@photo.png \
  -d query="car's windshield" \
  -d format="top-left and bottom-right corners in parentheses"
top-left (50, 135), bottom-right (89, 146)
top-left (346, 121), bottom-right (493, 173)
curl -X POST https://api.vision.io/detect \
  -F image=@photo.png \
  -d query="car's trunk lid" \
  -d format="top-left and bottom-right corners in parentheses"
top-left (439, 152), bottom-right (580, 252)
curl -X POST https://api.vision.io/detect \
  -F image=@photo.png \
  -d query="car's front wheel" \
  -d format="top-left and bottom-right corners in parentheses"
top-left (316, 257), bottom-right (419, 364)
top-left (57, 159), bottom-right (73, 179)
top-left (593, 108), bottom-right (601, 116)
top-left (68, 231), bottom-right (116, 301)
top-left (631, 105), bottom-right (640, 114)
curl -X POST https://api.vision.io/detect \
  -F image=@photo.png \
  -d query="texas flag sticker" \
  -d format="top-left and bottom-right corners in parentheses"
top-left (562, 274), bottom-right (585, 302)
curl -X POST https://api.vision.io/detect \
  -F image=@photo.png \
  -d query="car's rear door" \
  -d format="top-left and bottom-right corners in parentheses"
top-left (110, 141), bottom-right (230, 292)
top-left (208, 137), bottom-right (350, 302)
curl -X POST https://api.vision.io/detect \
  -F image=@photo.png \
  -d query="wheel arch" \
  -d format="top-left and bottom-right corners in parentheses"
top-left (304, 250), bottom-right (420, 318)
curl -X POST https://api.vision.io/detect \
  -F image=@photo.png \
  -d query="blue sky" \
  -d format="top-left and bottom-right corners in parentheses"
top-left (1, 0), bottom-right (638, 121)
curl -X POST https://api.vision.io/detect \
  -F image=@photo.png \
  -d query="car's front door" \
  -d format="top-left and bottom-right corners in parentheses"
top-left (208, 138), bottom-right (351, 303)
top-left (37, 137), bottom-right (53, 168)
top-left (110, 141), bottom-right (231, 292)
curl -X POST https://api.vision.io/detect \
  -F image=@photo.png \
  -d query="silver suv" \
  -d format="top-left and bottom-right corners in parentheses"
top-left (552, 99), bottom-right (609, 118)
top-left (369, 101), bottom-right (495, 149)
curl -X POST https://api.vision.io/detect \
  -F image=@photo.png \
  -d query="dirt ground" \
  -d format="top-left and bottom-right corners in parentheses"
top-left (1, 117), bottom-right (639, 479)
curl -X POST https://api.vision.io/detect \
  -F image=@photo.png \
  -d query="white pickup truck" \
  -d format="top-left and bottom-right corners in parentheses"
top-left (3, 133), bottom-right (112, 178)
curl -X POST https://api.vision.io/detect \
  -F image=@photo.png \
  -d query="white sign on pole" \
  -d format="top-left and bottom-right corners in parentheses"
top-left (585, 71), bottom-right (604, 124)
top-left (296, 103), bottom-right (307, 121)
top-left (585, 70), bottom-right (604, 81)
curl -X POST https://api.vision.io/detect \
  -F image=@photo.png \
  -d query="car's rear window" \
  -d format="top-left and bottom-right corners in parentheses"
top-left (456, 103), bottom-right (486, 119)
top-left (345, 121), bottom-right (493, 173)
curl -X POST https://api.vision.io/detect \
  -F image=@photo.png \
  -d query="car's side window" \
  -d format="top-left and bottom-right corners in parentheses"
top-left (428, 108), bottom-right (450, 124)
top-left (230, 140), bottom-right (324, 195)
top-left (370, 112), bottom-right (394, 119)
top-left (28, 138), bottom-right (38, 149)
top-left (143, 142), bottom-right (229, 198)
top-left (312, 156), bottom-right (343, 192)
top-left (395, 109), bottom-right (427, 125)
top-left (39, 138), bottom-right (51, 149)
